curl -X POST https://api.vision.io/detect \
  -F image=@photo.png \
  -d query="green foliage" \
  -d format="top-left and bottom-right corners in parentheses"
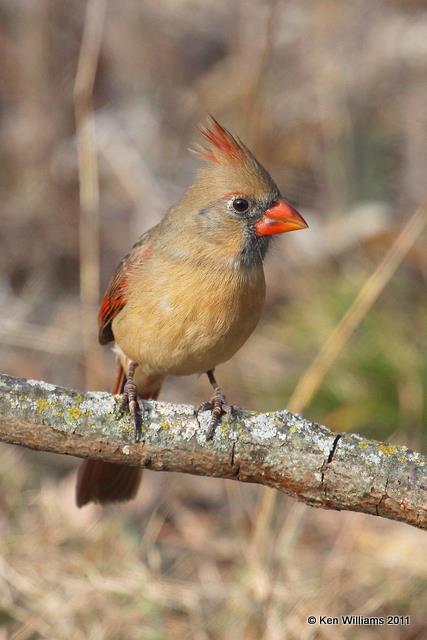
top-left (258, 267), bottom-right (427, 445)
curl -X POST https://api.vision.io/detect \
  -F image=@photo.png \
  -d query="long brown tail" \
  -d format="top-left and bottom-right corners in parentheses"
top-left (76, 363), bottom-right (162, 507)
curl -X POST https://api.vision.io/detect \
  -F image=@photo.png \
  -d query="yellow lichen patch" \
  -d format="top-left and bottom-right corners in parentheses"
top-left (36, 398), bottom-right (50, 414)
top-left (68, 406), bottom-right (83, 422)
top-left (219, 419), bottom-right (234, 438)
top-left (378, 444), bottom-right (399, 456)
top-left (118, 422), bottom-right (134, 435)
top-left (358, 440), bottom-right (370, 449)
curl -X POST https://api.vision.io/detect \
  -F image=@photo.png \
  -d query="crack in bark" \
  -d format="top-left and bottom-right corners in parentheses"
top-left (229, 441), bottom-right (241, 478)
top-left (376, 477), bottom-right (390, 516)
top-left (328, 434), bottom-right (342, 463)
top-left (320, 433), bottom-right (342, 494)
top-left (194, 407), bottom-right (202, 431)
top-left (230, 441), bottom-right (236, 467)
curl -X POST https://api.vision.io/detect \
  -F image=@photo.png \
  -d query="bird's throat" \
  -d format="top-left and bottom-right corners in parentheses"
top-left (240, 229), bottom-right (270, 268)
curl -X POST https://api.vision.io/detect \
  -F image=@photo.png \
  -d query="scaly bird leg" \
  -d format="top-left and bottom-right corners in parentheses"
top-left (119, 361), bottom-right (142, 442)
top-left (198, 369), bottom-right (231, 440)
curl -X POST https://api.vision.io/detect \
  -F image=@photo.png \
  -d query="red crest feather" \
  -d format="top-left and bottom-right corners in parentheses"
top-left (194, 116), bottom-right (250, 165)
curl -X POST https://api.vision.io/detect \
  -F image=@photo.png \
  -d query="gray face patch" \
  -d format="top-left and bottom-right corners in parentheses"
top-left (240, 226), bottom-right (271, 268)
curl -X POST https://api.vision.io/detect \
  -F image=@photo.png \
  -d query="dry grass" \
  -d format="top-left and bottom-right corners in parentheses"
top-left (1, 1), bottom-right (427, 638)
top-left (1, 448), bottom-right (426, 640)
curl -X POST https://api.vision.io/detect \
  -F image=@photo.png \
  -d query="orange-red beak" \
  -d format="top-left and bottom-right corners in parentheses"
top-left (255, 198), bottom-right (308, 237)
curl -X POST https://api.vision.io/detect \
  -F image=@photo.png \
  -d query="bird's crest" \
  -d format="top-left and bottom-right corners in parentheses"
top-left (193, 116), bottom-right (252, 166)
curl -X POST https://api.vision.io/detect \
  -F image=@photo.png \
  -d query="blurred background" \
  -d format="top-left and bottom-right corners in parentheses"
top-left (1, 0), bottom-right (426, 638)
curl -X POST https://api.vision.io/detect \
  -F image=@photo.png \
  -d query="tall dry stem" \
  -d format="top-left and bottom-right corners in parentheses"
top-left (74, 0), bottom-right (107, 388)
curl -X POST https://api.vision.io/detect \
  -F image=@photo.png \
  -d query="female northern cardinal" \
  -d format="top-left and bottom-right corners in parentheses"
top-left (76, 117), bottom-right (307, 507)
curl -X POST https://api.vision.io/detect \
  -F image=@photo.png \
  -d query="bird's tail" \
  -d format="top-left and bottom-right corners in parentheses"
top-left (75, 362), bottom-right (163, 507)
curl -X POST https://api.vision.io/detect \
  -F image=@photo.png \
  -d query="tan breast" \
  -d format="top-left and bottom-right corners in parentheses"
top-left (112, 257), bottom-right (265, 377)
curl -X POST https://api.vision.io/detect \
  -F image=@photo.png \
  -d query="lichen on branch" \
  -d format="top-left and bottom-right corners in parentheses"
top-left (0, 373), bottom-right (426, 530)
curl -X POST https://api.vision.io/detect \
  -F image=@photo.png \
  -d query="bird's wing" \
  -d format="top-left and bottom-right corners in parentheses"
top-left (98, 233), bottom-right (152, 345)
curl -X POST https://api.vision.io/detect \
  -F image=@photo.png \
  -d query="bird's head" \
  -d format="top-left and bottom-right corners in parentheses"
top-left (169, 117), bottom-right (308, 267)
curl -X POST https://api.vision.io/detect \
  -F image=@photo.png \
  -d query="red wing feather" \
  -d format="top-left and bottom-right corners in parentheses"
top-left (98, 263), bottom-right (129, 345)
top-left (98, 238), bottom-right (153, 345)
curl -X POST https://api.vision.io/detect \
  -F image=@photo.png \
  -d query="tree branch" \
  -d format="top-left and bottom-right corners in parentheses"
top-left (0, 373), bottom-right (426, 529)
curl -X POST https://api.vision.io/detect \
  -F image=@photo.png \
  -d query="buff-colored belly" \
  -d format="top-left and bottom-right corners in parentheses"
top-left (112, 263), bottom-right (265, 376)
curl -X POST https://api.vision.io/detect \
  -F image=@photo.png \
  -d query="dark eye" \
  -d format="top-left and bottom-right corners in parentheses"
top-left (232, 198), bottom-right (249, 213)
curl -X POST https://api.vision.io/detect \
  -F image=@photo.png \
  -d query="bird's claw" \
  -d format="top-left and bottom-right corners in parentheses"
top-left (119, 378), bottom-right (143, 442)
top-left (198, 387), bottom-right (232, 440)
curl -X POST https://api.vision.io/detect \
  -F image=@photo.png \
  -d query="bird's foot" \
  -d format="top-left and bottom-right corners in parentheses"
top-left (119, 364), bottom-right (143, 442)
top-left (198, 386), bottom-right (232, 440)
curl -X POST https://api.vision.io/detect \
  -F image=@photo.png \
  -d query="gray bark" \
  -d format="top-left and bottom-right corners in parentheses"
top-left (0, 373), bottom-right (426, 529)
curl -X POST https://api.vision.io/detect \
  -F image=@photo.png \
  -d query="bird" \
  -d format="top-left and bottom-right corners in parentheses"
top-left (76, 116), bottom-right (308, 507)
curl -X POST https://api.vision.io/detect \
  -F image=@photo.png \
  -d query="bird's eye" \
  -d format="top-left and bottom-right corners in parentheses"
top-left (232, 198), bottom-right (249, 213)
